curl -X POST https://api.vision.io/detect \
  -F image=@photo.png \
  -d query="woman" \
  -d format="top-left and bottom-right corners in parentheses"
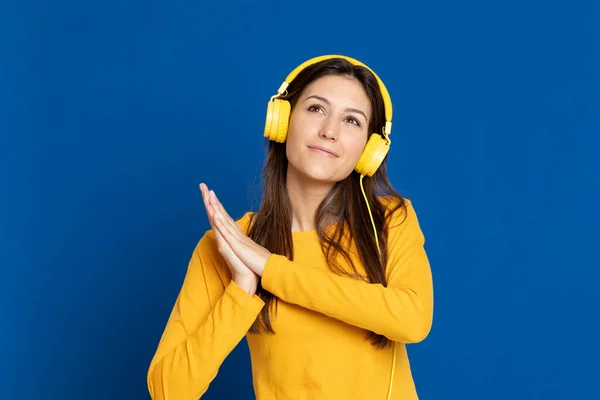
top-left (147, 55), bottom-right (434, 399)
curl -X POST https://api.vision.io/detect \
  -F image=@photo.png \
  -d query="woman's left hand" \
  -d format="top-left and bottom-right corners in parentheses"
top-left (206, 186), bottom-right (272, 276)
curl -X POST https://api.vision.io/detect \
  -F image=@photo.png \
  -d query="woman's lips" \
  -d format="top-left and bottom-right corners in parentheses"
top-left (307, 145), bottom-right (338, 158)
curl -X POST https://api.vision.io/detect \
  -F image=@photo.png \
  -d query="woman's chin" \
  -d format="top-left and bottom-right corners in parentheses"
top-left (296, 165), bottom-right (348, 185)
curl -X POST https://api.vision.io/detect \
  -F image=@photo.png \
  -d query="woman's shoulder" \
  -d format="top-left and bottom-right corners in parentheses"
top-left (377, 194), bottom-right (414, 217)
top-left (235, 210), bottom-right (256, 235)
top-left (377, 195), bottom-right (422, 234)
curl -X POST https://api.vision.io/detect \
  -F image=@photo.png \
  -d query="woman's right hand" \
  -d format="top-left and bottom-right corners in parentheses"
top-left (200, 183), bottom-right (259, 296)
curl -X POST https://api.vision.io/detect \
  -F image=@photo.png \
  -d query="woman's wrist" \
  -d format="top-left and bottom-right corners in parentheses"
top-left (233, 274), bottom-right (258, 296)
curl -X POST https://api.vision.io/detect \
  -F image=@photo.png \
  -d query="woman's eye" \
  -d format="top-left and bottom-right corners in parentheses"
top-left (308, 104), bottom-right (324, 114)
top-left (307, 105), bottom-right (360, 127)
top-left (346, 117), bottom-right (360, 127)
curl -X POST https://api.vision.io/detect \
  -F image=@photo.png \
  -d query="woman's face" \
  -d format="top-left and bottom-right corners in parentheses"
top-left (285, 74), bottom-right (372, 185)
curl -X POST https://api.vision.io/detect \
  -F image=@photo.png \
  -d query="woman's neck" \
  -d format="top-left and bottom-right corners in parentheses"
top-left (286, 167), bottom-right (334, 233)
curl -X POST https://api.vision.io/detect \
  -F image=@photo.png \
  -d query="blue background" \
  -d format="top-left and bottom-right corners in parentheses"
top-left (1, 0), bottom-right (599, 399)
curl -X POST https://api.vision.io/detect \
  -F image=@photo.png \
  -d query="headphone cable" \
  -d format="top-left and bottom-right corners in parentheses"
top-left (359, 174), bottom-right (397, 400)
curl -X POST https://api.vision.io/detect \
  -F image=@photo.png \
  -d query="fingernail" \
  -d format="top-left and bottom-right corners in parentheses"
top-left (210, 191), bottom-right (216, 199)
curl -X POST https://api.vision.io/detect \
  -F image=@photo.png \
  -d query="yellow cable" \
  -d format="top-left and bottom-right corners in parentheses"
top-left (359, 175), bottom-right (396, 400)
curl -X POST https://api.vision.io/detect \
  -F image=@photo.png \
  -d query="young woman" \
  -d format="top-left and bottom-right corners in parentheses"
top-left (147, 55), bottom-right (434, 400)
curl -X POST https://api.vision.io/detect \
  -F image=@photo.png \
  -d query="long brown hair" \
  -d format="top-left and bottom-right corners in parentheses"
top-left (247, 57), bottom-right (405, 348)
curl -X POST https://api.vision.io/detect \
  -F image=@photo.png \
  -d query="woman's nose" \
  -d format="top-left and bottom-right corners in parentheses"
top-left (318, 119), bottom-right (339, 141)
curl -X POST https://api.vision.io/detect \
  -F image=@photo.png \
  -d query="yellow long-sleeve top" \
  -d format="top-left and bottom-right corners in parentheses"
top-left (147, 198), bottom-right (433, 399)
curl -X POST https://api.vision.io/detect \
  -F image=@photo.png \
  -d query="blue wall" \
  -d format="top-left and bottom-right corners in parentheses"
top-left (1, 0), bottom-right (599, 399)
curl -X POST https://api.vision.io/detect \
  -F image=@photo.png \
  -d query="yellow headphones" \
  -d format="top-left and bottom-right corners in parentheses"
top-left (263, 54), bottom-right (393, 178)
top-left (264, 55), bottom-right (398, 400)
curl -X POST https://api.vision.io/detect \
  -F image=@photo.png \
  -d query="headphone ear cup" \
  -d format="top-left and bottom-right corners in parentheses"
top-left (264, 98), bottom-right (280, 141)
top-left (275, 99), bottom-right (291, 143)
top-left (264, 100), bottom-right (276, 140)
top-left (355, 133), bottom-right (390, 177)
top-left (264, 98), bottom-right (291, 143)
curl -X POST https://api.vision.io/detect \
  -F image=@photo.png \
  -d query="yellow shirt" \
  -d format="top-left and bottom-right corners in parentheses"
top-left (147, 198), bottom-right (434, 399)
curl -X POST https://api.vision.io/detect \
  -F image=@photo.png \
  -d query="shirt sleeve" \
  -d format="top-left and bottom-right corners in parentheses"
top-left (260, 199), bottom-right (433, 344)
top-left (147, 231), bottom-right (265, 400)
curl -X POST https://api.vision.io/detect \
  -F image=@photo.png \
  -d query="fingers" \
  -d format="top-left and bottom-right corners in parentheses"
top-left (213, 210), bottom-right (242, 246)
top-left (200, 183), bottom-right (218, 229)
top-left (209, 190), bottom-right (237, 227)
top-left (212, 218), bottom-right (230, 252)
top-left (199, 183), bottom-right (211, 217)
top-left (200, 183), bottom-right (246, 243)
top-left (201, 184), bottom-right (236, 255)
top-left (204, 186), bottom-right (243, 235)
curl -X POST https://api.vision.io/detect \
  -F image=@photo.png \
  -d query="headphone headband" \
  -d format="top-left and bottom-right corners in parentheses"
top-left (275, 54), bottom-right (393, 136)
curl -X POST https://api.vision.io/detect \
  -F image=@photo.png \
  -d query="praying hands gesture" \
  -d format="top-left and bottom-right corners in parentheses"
top-left (199, 183), bottom-right (272, 295)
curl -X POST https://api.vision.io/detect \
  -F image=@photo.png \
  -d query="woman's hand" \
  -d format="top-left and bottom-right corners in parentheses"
top-left (200, 183), bottom-right (258, 295)
top-left (202, 185), bottom-right (272, 277)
